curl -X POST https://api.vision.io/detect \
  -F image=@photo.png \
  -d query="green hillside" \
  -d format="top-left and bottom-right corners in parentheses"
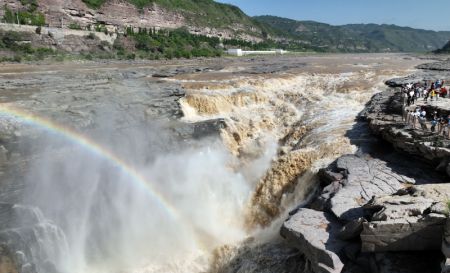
top-left (82, 0), bottom-right (273, 37)
top-left (254, 15), bottom-right (450, 52)
top-left (79, 2), bottom-right (450, 53)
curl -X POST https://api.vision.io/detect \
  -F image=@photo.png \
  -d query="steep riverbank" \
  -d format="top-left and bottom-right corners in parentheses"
top-left (280, 59), bottom-right (450, 273)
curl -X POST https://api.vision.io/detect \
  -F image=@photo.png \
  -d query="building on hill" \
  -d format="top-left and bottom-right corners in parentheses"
top-left (227, 48), bottom-right (287, 56)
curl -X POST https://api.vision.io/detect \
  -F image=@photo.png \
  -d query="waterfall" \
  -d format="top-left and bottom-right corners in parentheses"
top-left (0, 57), bottom-right (419, 273)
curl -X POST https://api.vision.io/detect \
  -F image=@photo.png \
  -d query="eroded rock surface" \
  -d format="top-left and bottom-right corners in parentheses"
top-left (363, 90), bottom-right (450, 172)
top-left (212, 241), bottom-right (310, 273)
top-left (292, 153), bottom-right (448, 273)
top-left (361, 185), bottom-right (450, 252)
top-left (314, 154), bottom-right (415, 223)
top-left (281, 208), bottom-right (346, 273)
top-left (417, 61), bottom-right (450, 71)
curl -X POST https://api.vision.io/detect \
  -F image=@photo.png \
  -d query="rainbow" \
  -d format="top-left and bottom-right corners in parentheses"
top-left (0, 104), bottom-right (179, 220)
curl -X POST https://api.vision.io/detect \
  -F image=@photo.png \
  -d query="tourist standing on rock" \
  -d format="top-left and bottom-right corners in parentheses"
top-left (412, 110), bottom-right (418, 129)
top-left (416, 86), bottom-right (422, 98)
top-left (447, 115), bottom-right (450, 138)
top-left (439, 115), bottom-right (446, 134)
top-left (403, 107), bottom-right (408, 122)
top-left (409, 89), bottom-right (415, 104)
top-left (419, 108), bottom-right (427, 130)
top-left (436, 79), bottom-right (442, 89)
top-left (431, 111), bottom-right (439, 132)
top-left (444, 115), bottom-right (450, 138)
top-left (407, 109), bottom-right (413, 128)
top-left (424, 89), bottom-right (429, 102)
top-left (431, 118), bottom-right (438, 132)
top-left (433, 111), bottom-right (438, 118)
top-left (405, 87), bottom-right (413, 106)
top-left (430, 89), bottom-right (436, 101)
top-left (421, 108), bottom-right (426, 117)
top-left (441, 86), bottom-right (448, 98)
top-left (404, 91), bottom-right (409, 106)
top-left (411, 108), bottom-right (420, 129)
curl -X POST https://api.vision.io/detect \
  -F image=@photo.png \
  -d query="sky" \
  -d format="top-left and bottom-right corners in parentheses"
top-left (216, 0), bottom-right (450, 31)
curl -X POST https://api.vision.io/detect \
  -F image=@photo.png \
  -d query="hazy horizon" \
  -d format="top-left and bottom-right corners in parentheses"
top-left (216, 0), bottom-right (450, 32)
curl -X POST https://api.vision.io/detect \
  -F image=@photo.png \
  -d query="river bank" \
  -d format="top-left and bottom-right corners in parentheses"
top-left (280, 58), bottom-right (450, 273)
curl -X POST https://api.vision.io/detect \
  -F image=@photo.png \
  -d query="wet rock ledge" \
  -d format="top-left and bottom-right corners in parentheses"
top-left (280, 65), bottom-right (450, 273)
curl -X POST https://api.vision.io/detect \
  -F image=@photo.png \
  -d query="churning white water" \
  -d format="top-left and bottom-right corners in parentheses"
top-left (19, 135), bottom-right (264, 273)
top-left (3, 55), bottom-right (422, 273)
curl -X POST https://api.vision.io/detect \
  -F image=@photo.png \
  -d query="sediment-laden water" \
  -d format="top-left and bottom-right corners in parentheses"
top-left (0, 54), bottom-right (425, 273)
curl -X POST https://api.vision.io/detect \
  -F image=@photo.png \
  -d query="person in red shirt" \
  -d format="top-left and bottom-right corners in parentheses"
top-left (441, 86), bottom-right (448, 97)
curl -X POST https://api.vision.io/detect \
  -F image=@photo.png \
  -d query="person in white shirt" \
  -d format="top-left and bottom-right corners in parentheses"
top-left (423, 89), bottom-right (429, 102)
top-left (409, 90), bottom-right (415, 104)
top-left (411, 109), bottom-right (420, 129)
top-left (419, 109), bottom-right (427, 130)
top-left (418, 87), bottom-right (423, 97)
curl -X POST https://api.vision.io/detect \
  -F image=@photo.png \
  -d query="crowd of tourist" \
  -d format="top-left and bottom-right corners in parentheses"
top-left (404, 79), bottom-right (447, 106)
top-left (402, 79), bottom-right (450, 138)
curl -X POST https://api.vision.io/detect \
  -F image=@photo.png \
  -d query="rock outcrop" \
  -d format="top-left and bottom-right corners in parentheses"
top-left (361, 185), bottom-right (449, 252)
top-left (362, 90), bottom-right (450, 175)
top-left (417, 61), bottom-right (450, 71)
top-left (282, 152), bottom-right (448, 273)
top-left (285, 155), bottom-right (449, 271)
top-left (328, 155), bottom-right (413, 223)
top-left (281, 208), bottom-right (346, 273)
top-left (211, 241), bottom-right (310, 273)
top-left (282, 63), bottom-right (450, 272)
top-left (310, 153), bottom-right (432, 221)
top-left (385, 71), bottom-right (450, 87)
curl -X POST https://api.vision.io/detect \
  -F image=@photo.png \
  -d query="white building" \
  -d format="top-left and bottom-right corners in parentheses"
top-left (227, 49), bottom-right (243, 56)
top-left (227, 48), bottom-right (287, 56)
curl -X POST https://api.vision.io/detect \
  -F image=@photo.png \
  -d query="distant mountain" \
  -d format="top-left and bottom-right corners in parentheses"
top-left (435, 40), bottom-right (450, 53)
top-left (3, 1), bottom-right (450, 53)
top-left (254, 15), bottom-right (450, 53)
